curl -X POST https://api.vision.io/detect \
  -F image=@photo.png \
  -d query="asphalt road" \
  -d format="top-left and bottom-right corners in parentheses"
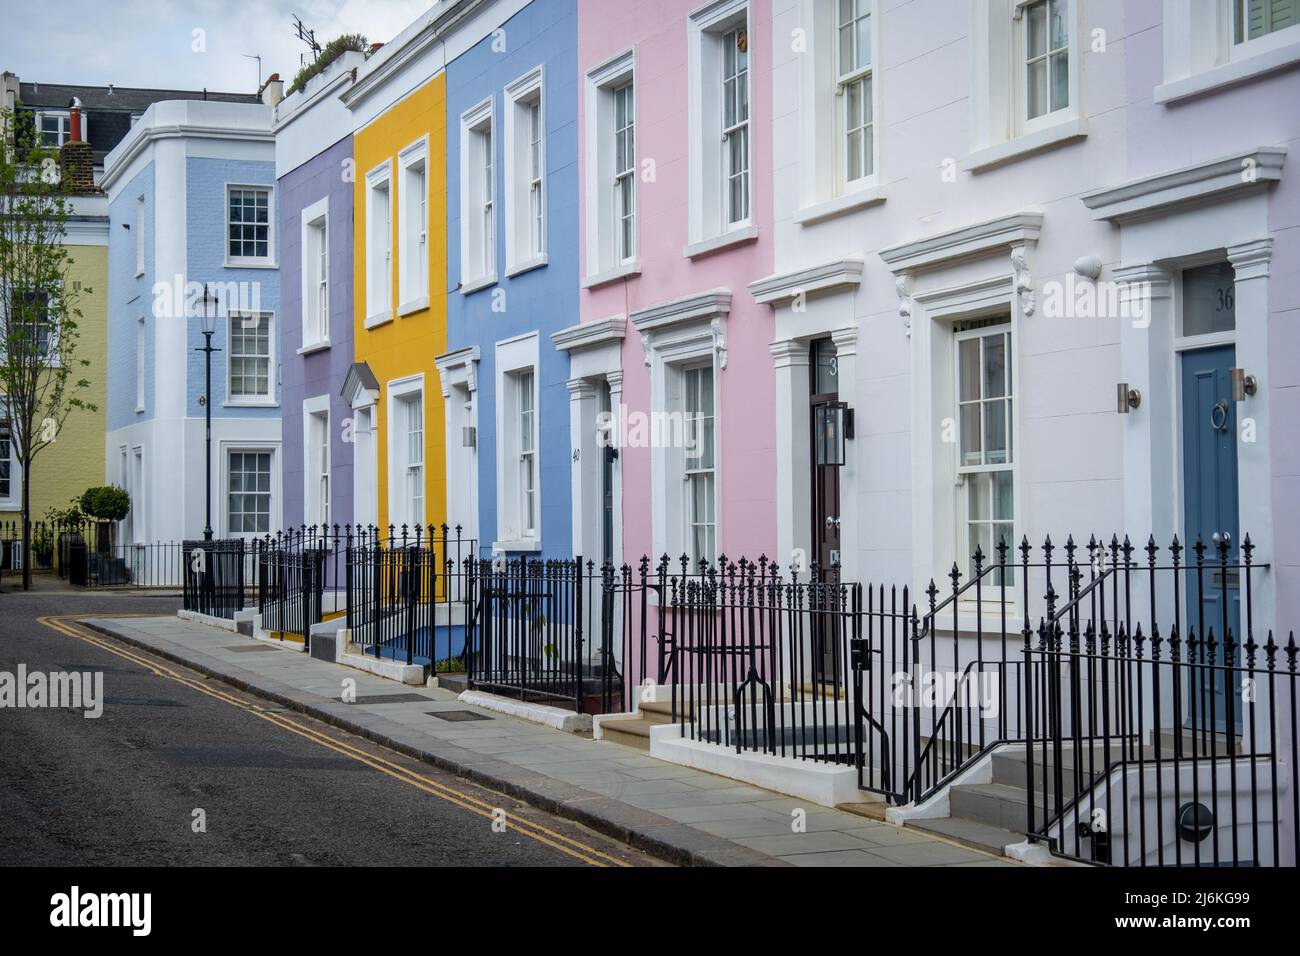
top-left (0, 583), bottom-right (659, 867)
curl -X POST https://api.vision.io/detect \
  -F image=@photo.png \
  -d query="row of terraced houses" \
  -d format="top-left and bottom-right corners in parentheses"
top-left (6, 0), bottom-right (1300, 865)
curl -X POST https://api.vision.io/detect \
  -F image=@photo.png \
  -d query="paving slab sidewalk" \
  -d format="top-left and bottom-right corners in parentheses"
top-left (83, 615), bottom-right (1016, 869)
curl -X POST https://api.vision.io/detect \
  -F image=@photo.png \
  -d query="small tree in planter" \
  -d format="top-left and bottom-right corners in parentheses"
top-left (79, 485), bottom-right (129, 554)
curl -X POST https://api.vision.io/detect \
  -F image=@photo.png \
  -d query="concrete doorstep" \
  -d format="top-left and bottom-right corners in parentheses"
top-left (79, 614), bottom-right (1018, 869)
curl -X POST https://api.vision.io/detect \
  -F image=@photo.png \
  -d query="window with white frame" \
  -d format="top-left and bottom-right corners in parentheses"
top-left (682, 363), bottom-right (717, 567)
top-left (228, 450), bottom-right (272, 534)
top-left (305, 405), bottom-right (331, 527)
top-left (837, 0), bottom-right (873, 184)
top-left (584, 51), bottom-right (637, 279)
top-left (460, 99), bottom-right (496, 289)
top-left (134, 195), bottom-right (145, 276)
top-left (1236, 0), bottom-right (1298, 41)
top-left (36, 110), bottom-right (87, 148)
top-left (0, 405), bottom-right (14, 506)
top-left (393, 389), bottom-right (425, 530)
top-left (515, 369), bottom-right (537, 538)
top-left (398, 139), bottom-right (429, 311)
top-left (365, 162), bottom-right (392, 324)
top-left (505, 68), bottom-right (546, 273)
top-left (1022, 0), bottom-right (1070, 121)
top-left (613, 82), bottom-right (636, 263)
top-left (9, 288), bottom-right (56, 364)
top-left (135, 317), bottom-right (145, 411)
top-left (955, 317), bottom-right (1014, 582)
top-left (301, 197), bottom-right (329, 347)
top-left (227, 185), bottom-right (273, 264)
top-left (228, 313), bottom-right (272, 402)
top-left (688, 2), bottom-right (752, 244)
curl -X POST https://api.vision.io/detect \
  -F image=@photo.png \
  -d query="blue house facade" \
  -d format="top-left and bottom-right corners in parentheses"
top-left (103, 99), bottom-right (280, 544)
top-left (440, 0), bottom-right (579, 561)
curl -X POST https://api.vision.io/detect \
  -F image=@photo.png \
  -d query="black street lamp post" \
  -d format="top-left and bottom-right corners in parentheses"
top-left (196, 286), bottom-right (222, 541)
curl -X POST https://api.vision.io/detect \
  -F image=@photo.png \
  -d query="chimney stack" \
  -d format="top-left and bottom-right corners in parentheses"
top-left (59, 96), bottom-right (97, 193)
top-left (259, 72), bottom-right (284, 107)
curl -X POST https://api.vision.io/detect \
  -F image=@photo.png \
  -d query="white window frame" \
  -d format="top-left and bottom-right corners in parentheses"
top-left (224, 447), bottom-right (277, 537)
top-left (397, 136), bottom-right (430, 315)
top-left (505, 66), bottom-right (547, 276)
top-left (134, 195), bottom-right (145, 277)
top-left (1016, 0), bottom-right (1072, 135)
top-left (226, 312), bottom-right (275, 406)
top-left (1233, 0), bottom-right (1300, 48)
top-left (0, 397), bottom-right (18, 510)
top-left (224, 183), bottom-right (276, 267)
top-left (35, 110), bottom-right (88, 148)
top-left (299, 195), bottom-right (330, 349)
top-left (953, 318), bottom-right (1016, 583)
top-left (303, 395), bottom-right (332, 528)
top-left (459, 97), bottom-right (497, 293)
top-left (687, 1), bottom-right (753, 248)
top-left (835, 0), bottom-right (875, 188)
top-left (365, 160), bottom-right (394, 327)
top-left (681, 362), bottom-right (717, 568)
top-left (1156, 1), bottom-right (1300, 102)
top-left (494, 333), bottom-right (541, 551)
top-left (386, 376), bottom-right (426, 533)
top-left (583, 49), bottom-right (639, 285)
top-left (135, 316), bottom-right (146, 411)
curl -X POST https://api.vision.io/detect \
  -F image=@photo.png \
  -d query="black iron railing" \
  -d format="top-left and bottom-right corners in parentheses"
top-left (256, 541), bottom-right (326, 651)
top-left (345, 526), bottom-right (476, 670)
top-left (182, 539), bottom-right (247, 619)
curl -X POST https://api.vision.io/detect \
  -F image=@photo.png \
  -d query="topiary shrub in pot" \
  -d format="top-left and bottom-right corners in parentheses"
top-left (79, 486), bottom-right (131, 555)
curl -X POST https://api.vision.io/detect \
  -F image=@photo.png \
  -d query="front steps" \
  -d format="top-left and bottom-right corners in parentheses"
top-left (599, 700), bottom-right (679, 751)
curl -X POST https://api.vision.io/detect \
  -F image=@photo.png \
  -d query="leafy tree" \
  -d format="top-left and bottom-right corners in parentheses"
top-left (0, 108), bottom-right (96, 589)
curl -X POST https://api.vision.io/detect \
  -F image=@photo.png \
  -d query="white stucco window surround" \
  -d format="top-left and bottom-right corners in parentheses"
top-left (302, 394), bottom-right (331, 527)
top-left (459, 97), bottom-right (497, 295)
top-left (364, 159), bottom-right (394, 328)
top-left (397, 135), bottom-right (430, 316)
top-left (299, 195), bottom-right (330, 352)
top-left (434, 345), bottom-right (481, 544)
top-left (879, 212), bottom-right (1042, 596)
top-left (224, 183), bottom-right (276, 267)
top-left (686, 0), bottom-right (757, 255)
top-left (504, 66), bottom-right (548, 278)
top-left (494, 333), bottom-right (541, 553)
top-left (1155, 0), bottom-right (1300, 104)
top-left (749, 259), bottom-right (864, 578)
top-left (0, 397), bottom-right (19, 511)
top-left (221, 443), bottom-right (281, 538)
top-left (553, 316), bottom-right (627, 562)
top-left (964, 0), bottom-right (1085, 173)
top-left (583, 48), bottom-right (641, 288)
top-left (632, 290), bottom-right (731, 564)
top-left (1081, 145), bottom-right (1284, 633)
top-left (791, 0), bottom-right (885, 227)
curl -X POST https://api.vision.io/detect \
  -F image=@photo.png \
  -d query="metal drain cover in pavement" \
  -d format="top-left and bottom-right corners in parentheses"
top-left (426, 709), bottom-right (492, 722)
top-left (351, 693), bottom-right (434, 705)
top-left (224, 644), bottom-right (279, 653)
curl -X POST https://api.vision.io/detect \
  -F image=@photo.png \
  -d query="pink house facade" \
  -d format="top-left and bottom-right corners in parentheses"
top-left (559, 0), bottom-right (777, 572)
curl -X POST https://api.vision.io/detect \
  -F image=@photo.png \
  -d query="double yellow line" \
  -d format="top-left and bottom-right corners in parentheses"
top-left (39, 615), bottom-right (631, 868)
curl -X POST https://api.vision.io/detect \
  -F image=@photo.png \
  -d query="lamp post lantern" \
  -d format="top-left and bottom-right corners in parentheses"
top-left (196, 286), bottom-right (222, 540)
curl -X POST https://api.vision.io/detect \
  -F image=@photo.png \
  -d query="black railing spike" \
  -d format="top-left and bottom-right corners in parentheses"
top-left (1264, 631), bottom-right (1277, 666)
top-left (1245, 632), bottom-right (1257, 667)
top-left (1286, 633), bottom-right (1298, 672)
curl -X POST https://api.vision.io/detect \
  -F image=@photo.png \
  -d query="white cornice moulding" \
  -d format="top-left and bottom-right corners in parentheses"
top-left (878, 211), bottom-right (1044, 275)
top-left (629, 289), bottom-right (732, 333)
top-left (749, 257), bottom-right (864, 306)
top-left (1080, 147), bottom-right (1286, 224)
top-left (101, 123), bottom-right (274, 192)
top-left (551, 316), bottom-right (627, 353)
top-left (434, 344), bottom-right (481, 396)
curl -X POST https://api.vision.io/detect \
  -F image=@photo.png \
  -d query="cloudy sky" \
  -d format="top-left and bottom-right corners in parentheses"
top-left (1, 0), bottom-right (432, 94)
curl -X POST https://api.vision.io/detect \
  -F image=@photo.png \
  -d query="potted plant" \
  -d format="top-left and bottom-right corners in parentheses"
top-left (79, 485), bottom-right (130, 555)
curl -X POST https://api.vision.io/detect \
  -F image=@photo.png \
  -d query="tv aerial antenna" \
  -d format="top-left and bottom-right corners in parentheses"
top-left (291, 14), bottom-right (323, 65)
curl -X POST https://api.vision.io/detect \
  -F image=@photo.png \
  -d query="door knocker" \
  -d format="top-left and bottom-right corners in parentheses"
top-left (1211, 400), bottom-right (1229, 432)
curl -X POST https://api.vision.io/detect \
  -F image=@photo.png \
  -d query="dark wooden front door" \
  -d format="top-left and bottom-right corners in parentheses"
top-left (809, 339), bottom-right (841, 681)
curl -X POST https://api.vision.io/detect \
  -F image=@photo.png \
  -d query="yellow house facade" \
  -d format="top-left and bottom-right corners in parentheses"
top-left (349, 74), bottom-right (448, 540)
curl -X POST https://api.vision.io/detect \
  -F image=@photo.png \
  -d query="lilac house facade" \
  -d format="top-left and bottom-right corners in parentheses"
top-left (274, 53), bottom-right (367, 532)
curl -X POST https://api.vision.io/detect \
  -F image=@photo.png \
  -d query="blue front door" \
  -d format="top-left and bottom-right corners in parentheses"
top-left (1179, 344), bottom-right (1241, 729)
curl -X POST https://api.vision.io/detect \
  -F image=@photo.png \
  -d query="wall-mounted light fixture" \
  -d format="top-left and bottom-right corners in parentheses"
top-left (815, 402), bottom-right (854, 466)
top-left (1231, 368), bottom-right (1258, 402)
top-left (1116, 383), bottom-right (1141, 414)
top-left (462, 426), bottom-right (476, 448)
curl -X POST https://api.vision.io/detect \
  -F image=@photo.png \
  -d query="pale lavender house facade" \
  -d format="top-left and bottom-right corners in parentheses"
top-left (274, 53), bottom-right (367, 532)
